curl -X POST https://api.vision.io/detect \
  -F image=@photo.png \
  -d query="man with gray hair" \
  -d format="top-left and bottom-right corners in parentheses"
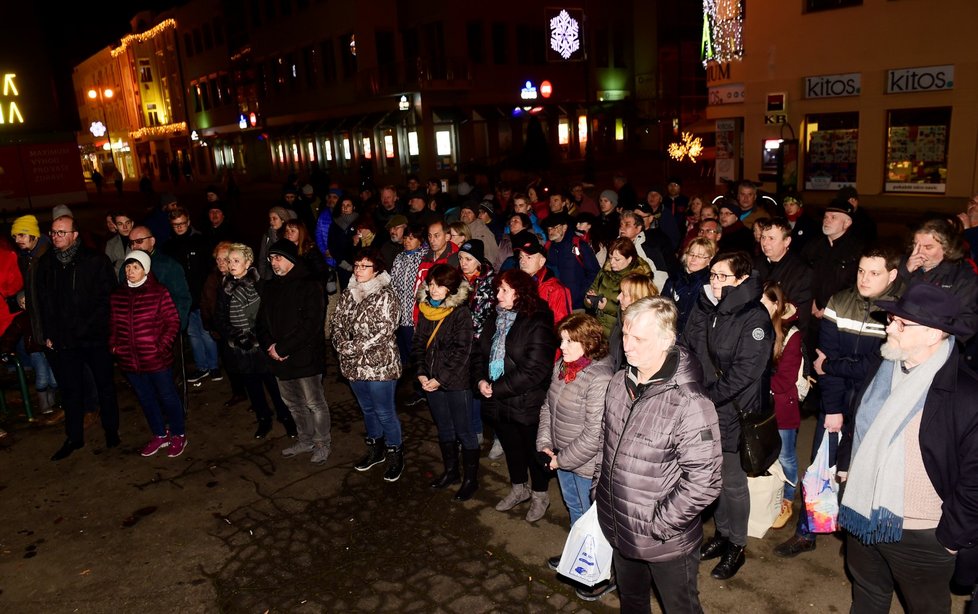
top-left (593, 297), bottom-right (722, 612)
top-left (838, 282), bottom-right (978, 611)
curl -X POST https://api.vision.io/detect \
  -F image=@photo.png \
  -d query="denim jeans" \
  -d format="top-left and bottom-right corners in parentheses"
top-left (350, 379), bottom-right (401, 446)
top-left (277, 375), bottom-right (331, 448)
top-left (126, 369), bottom-right (184, 437)
top-left (426, 388), bottom-right (477, 450)
top-left (30, 351), bottom-right (57, 392)
top-left (557, 470), bottom-right (592, 527)
top-left (778, 428), bottom-right (798, 502)
top-left (470, 397), bottom-right (483, 436)
top-left (186, 309), bottom-right (218, 372)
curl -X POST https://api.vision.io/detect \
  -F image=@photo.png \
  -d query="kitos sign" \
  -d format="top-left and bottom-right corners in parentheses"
top-left (887, 65), bottom-right (954, 94)
top-left (804, 73), bottom-right (861, 99)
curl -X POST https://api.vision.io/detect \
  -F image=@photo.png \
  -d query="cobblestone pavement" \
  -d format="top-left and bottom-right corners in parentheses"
top-left (0, 348), bottom-right (971, 613)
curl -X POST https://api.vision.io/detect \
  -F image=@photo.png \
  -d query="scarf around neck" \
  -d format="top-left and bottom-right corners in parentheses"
top-left (419, 300), bottom-right (454, 348)
top-left (559, 356), bottom-right (592, 383)
top-left (55, 242), bottom-right (80, 265)
top-left (489, 307), bottom-right (518, 381)
top-left (839, 338), bottom-right (952, 544)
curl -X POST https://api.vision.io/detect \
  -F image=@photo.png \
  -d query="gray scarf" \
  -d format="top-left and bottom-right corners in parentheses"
top-left (839, 338), bottom-right (952, 544)
top-left (55, 242), bottom-right (80, 265)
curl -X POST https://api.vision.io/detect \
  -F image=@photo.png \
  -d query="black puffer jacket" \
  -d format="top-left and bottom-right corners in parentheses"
top-left (412, 282), bottom-right (473, 391)
top-left (594, 347), bottom-right (722, 563)
top-left (255, 260), bottom-right (326, 380)
top-left (474, 307), bottom-right (558, 426)
top-left (681, 275), bottom-right (774, 452)
top-left (899, 259), bottom-right (978, 341)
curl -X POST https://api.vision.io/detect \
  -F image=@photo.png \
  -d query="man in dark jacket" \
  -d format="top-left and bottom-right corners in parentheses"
top-left (37, 215), bottom-right (120, 460)
top-left (595, 296), bottom-right (721, 613)
top-left (775, 246), bottom-right (903, 558)
top-left (256, 239), bottom-right (330, 465)
top-left (836, 284), bottom-right (978, 610)
top-left (164, 208), bottom-right (220, 383)
top-left (754, 217), bottom-right (813, 333)
top-left (544, 213), bottom-right (599, 309)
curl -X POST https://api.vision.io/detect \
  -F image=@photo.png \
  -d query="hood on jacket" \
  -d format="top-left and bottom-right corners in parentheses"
top-left (700, 272), bottom-right (763, 312)
top-left (641, 345), bottom-right (704, 391)
top-left (416, 278), bottom-right (472, 308)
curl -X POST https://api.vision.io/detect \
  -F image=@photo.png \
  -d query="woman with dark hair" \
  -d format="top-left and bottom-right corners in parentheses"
top-left (537, 313), bottom-right (614, 565)
top-left (586, 237), bottom-right (652, 336)
top-left (412, 264), bottom-right (478, 500)
top-left (474, 269), bottom-right (558, 522)
top-left (283, 220), bottom-right (329, 298)
top-left (330, 247), bottom-right (405, 482)
top-left (663, 237), bottom-right (719, 334)
top-left (760, 282), bottom-right (804, 530)
top-left (681, 250), bottom-right (773, 580)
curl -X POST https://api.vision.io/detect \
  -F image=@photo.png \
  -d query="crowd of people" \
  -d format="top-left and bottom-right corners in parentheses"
top-left (1, 172), bottom-right (977, 612)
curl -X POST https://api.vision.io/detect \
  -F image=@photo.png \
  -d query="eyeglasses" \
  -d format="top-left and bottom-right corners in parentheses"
top-left (686, 253), bottom-right (711, 261)
top-left (886, 314), bottom-right (923, 332)
top-left (49, 230), bottom-right (76, 237)
top-left (130, 236), bottom-right (153, 245)
top-left (353, 264), bottom-right (374, 270)
top-left (699, 228), bottom-right (720, 235)
top-left (170, 221), bottom-right (189, 228)
top-left (709, 271), bottom-right (735, 282)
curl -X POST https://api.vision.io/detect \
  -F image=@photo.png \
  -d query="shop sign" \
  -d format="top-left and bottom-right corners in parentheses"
top-left (709, 83), bottom-right (744, 105)
top-left (804, 73), bottom-right (861, 99)
top-left (887, 65), bottom-right (954, 94)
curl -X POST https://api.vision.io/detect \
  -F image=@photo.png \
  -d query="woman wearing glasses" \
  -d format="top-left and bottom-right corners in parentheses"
top-left (330, 247), bottom-right (405, 482)
top-left (681, 250), bottom-right (773, 580)
top-left (662, 237), bottom-right (718, 334)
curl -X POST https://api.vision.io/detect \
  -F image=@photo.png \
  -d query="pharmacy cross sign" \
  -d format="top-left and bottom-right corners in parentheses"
top-left (549, 10), bottom-right (580, 60)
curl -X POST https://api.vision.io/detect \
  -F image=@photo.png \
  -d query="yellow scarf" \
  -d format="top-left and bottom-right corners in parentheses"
top-left (418, 301), bottom-right (453, 348)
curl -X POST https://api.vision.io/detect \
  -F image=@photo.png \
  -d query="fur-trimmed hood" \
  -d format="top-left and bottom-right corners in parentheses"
top-left (415, 278), bottom-right (472, 309)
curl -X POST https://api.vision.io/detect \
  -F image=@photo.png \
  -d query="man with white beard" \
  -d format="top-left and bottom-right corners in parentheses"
top-left (836, 283), bottom-right (978, 612)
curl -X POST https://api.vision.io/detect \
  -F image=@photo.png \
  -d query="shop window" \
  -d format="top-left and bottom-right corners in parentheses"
top-left (885, 107), bottom-right (950, 194)
top-left (323, 140), bottom-right (333, 162)
top-left (407, 131), bottom-right (420, 156)
top-left (804, 112), bottom-right (858, 190)
top-left (436, 130), bottom-right (452, 156)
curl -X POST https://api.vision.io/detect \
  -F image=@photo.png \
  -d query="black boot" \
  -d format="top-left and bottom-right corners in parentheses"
top-left (354, 437), bottom-right (386, 471)
top-left (254, 418), bottom-right (273, 439)
top-left (710, 544), bottom-right (746, 580)
top-left (453, 448), bottom-right (480, 501)
top-left (430, 441), bottom-right (460, 489)
top-left (700, 533), bottom-right (729, 561)
top-left (383, 445), bottom-right (404, 482)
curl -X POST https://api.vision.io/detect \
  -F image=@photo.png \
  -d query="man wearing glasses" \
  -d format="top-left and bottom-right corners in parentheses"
top-left (164, 208), bottom-right (220, 384)
top-left (836, 283), bottom-right (978, 611)
top-left (36, 215), bottom-right (120, 460)
top-left (126, 226), bottom-right (192, 332)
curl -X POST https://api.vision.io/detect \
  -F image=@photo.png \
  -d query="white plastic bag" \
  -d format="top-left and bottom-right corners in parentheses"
top-left (556, 503), bottom-right (613, 586)
top-left (747, 459), bottom-right (787, 538)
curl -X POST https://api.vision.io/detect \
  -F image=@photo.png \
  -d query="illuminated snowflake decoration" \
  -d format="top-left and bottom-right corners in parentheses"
top-left (550, 10), bottom-right (580, 60)
top-left (668, 132), bottom-right (704, 163)
top-left (90, 121), bottom-right (107, 138)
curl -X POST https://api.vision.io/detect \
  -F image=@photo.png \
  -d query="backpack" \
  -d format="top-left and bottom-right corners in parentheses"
top-left (784, 327), bottom-right (812, 402)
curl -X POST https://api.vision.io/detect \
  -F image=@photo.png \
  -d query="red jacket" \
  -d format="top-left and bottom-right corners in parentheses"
top-left (110, 275), bottom-right (180, 373)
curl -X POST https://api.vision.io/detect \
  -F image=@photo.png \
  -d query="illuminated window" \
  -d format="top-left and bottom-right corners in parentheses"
top-left (362, 137), bottom-right (372, 159)
top-left (408, 131), bottom-right (420, 156)
top-left (884, 107), bottom-right (951, 194)
top-left (804, 112), bottom-right (858, 191)
top-left (307, 141), bottom-right (316, 162)
top-left (615, 118), bottom-right (624, 141)
top-left (324, 140), bottom-right (333, 161)
top-left (558, 119), bottom-right (569, 145)
top-left (436, 131), bottom-right (452, 156)
top-left (384, 134), bottom-right (395, 158)
top-left (291, 141), bottom-right (299, 163)
top-left (342, 137), bottom-right (351, 160)
top-left (578, 116), bottom-right (588, 144)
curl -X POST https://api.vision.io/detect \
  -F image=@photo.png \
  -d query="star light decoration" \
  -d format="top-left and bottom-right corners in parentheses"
top-left (89, 121), bottom-right (107, 138)
top-left (668, 132), bottom-right (704, 163)
top-left (549, 10), bottom-right (581, 60)
top-left (701, 0), bottom-right (743, 66)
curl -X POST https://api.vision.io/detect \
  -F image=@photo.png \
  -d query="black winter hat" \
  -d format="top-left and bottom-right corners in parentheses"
top-left (268, 239), bottom-right (298, 264)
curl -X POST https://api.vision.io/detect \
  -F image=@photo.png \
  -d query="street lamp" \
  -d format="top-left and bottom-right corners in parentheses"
top-left (87, 86), bottom-right (116, 174)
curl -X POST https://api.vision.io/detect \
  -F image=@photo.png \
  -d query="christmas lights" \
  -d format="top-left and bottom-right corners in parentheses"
top-left (668, 132), bottom-right (704, 163)
top-left (112, 19), bottom-right (178, 57)
top-left (702, 0), bottom-right (743, 66)
top-left (129, 122), bottom-right (187, 140)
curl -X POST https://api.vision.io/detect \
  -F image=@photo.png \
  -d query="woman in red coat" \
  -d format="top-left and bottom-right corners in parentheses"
top-left (110, 251), bottom-right (185, 458)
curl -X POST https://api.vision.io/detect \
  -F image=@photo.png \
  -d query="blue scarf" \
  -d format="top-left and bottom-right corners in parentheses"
top-left (489, 307), bottom-right (518, 381)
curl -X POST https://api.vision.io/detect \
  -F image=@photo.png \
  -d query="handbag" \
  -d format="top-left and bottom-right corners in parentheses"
top-left (747, 459), bottom-right (787, 538)
top-left (705, 325), bottom-right (780, 477)
top-left (555, 503), bottom-right (613, 587)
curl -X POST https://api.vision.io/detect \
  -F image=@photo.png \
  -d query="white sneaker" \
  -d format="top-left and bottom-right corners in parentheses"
top-left (310, 445), bottom-right (330, 465)
top-left (488, 438), bottom-right (504, 460)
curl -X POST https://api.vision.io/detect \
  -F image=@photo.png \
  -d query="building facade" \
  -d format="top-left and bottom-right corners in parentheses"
top-left (703, 0), bottom-right (978, 212)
